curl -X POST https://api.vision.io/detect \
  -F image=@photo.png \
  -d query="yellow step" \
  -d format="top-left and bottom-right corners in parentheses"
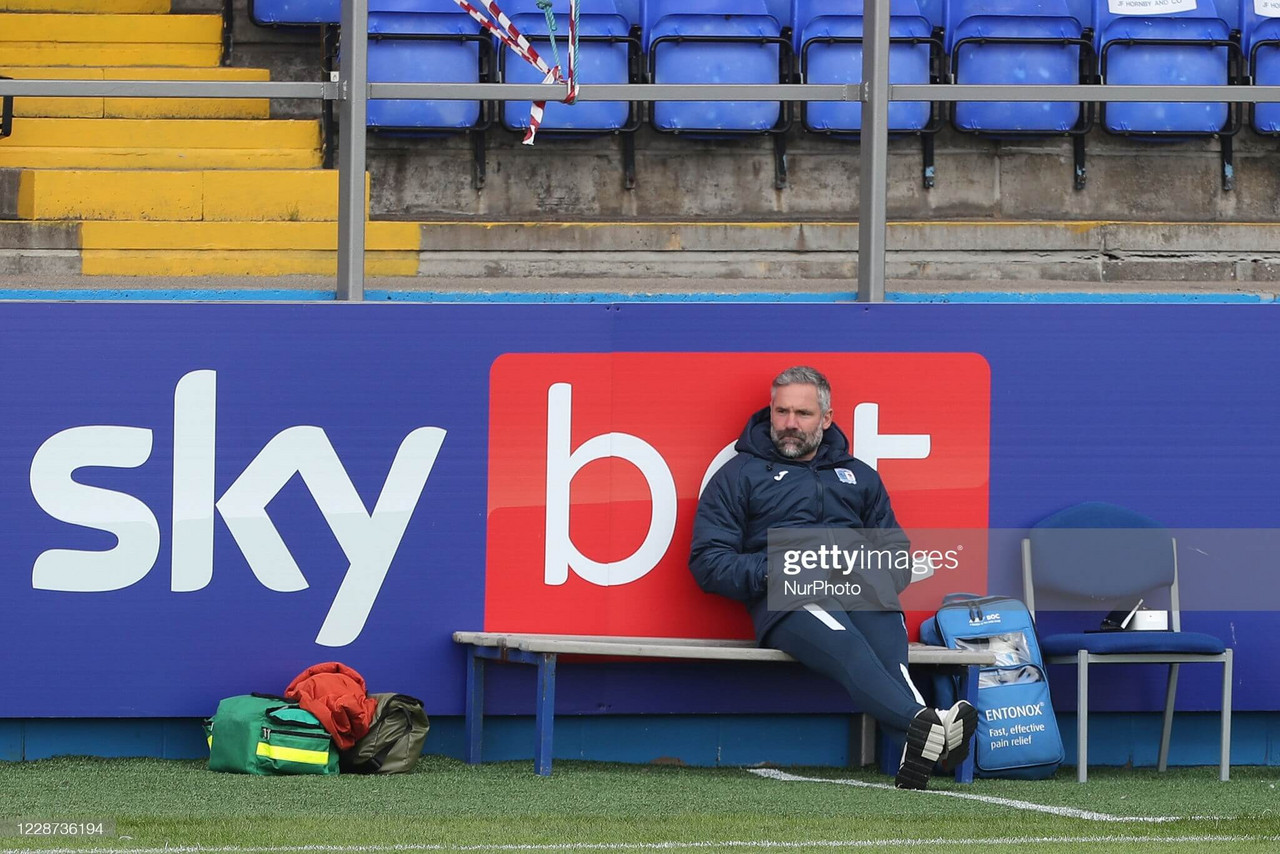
top-left (0, 147), bottom-right (321, 168)
top-left (0, 118), bottom-right (321, 168)
top-left (2, 118), bottom-right (317, 148)
top-left (18, 170), bottom-right (369, 221)
top-left (0, 14), bottom-right (221, 67)
top-left (3, 67), bottom-right (271, 119)
top-left (80, 221), bottom-right (422, 250)
top-left (0, 0), bottom-right (169, 10)
top-left (77, 220), bottom-right (421, 275)
top-left (0, 13), bottom-right (218, 41)
top-left (0, 43), bottom-right (220, 67)
top-left (81, 249), bottom-right (421, 277)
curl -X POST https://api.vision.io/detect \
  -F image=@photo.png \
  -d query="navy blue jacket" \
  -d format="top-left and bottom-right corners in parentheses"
top-left (688, 406), bottom-right (912, 641)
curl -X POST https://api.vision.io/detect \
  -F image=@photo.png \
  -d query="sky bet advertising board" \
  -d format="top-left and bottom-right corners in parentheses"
top-left (1, 303), bottom-right (1278, 718)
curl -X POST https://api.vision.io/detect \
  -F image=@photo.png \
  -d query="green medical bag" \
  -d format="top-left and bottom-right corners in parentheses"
top-left (205, 694), bottom-right (339, 775)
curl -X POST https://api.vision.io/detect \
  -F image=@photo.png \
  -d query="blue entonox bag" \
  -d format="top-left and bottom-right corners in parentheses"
top-left (920, 593), bottom-right (1064, 779)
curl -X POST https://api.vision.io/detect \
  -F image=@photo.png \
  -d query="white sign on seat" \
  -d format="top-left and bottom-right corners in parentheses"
top-left (1109, 0), bottom-right (1197, 14)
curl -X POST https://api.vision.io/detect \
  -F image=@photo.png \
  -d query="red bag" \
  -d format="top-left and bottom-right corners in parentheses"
top-left (285, 662), bottom-right (378, 751)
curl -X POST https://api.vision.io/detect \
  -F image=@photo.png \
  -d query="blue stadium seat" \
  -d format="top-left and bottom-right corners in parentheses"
top-left (1241, 0), bottom-right (1280, 133)
top-left (794, 0), bottom-right (934, 134)
top-left (250, 0), bottom-right (340, 26)
top-left (945, 0), bottom-right (1093, 187)
top-left (793, 0), bottom-right (942, 187)
top-left (643, 0), bottom-right (789, 132)
top-left (499, 0), bottom-right (639, 134)
top-left (1094, 0), bottom-right (1241, 187)
top-left (367, 0), bottom-right (488, 132)
top-left (364, 1), bottom-right (492, 187)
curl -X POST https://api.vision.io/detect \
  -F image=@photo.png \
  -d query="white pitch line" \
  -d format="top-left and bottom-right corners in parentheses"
top-left (749, 768), bottom-right (1221, 823)
top-left (2, 836), bottom-right (1278, 854)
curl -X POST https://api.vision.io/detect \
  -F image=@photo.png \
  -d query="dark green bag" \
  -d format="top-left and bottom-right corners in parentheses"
top-left (205, 694), bottom-right (339, 775)
top-left (339, 693), bottom-right (429, 774)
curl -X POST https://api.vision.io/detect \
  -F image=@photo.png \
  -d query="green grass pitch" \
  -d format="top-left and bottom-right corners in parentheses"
top-left (2, 756), bottom-right (1279, 853)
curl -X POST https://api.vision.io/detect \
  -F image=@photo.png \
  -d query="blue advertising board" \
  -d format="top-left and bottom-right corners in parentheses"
top-left (1, 303), bottom-right (1276, 719)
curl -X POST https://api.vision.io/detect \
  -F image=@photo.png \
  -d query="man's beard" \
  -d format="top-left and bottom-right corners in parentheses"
top-left (770, 424), bottom-right (824, 459)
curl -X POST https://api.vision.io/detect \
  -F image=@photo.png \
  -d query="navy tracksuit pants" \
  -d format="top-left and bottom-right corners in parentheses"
top-left (763, 602), bottom-right (926, 741)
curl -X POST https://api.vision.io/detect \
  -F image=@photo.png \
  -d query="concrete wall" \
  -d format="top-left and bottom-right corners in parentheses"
top-left (411, 221), bottom-right (1280, 286)
top-left (366, 127), bottom-right (1280, 223)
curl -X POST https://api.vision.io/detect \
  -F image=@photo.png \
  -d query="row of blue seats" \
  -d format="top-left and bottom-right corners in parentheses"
top-left (248, 0), bottom-right (1279, 139)
top-left (250, 0), bottom-right (1274, 45)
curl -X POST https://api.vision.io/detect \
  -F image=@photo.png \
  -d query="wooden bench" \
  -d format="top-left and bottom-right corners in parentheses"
top-left (453, 631), bottom-right (995, 781)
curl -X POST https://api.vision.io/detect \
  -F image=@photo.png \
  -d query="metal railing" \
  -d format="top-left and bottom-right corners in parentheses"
top-left (3, 0), bottom-right (1280, 301)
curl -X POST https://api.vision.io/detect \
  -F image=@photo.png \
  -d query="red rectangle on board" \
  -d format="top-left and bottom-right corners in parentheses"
top-left (486, 353), bottom-right (990, 639)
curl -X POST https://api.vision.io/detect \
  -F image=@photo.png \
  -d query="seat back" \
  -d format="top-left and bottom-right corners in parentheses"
top-left (252, 0), bottom-right (465, 26)
top-left (793, 0), bottom-right (932, 51)
top-left (1095, 0), bottom-right (1230, 45)
top-left (505, 0), bottom-right (631, 33)
top-left (251, 0), bottom-right (341, 26)
top-left (643, 0), bottom-right (779, 46)
top-left (1242, 0), bottom-right (1280, 51)
top-left (1025, 502), bottom-right (1181, 627)
top-left (946, 0), bottom-right (1086, 132)
top-left (946, 0), bottom-right (1082, 49)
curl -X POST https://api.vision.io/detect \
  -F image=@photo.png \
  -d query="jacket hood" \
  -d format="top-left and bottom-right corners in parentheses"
top-left (735, 406), bottom-right (853, 466)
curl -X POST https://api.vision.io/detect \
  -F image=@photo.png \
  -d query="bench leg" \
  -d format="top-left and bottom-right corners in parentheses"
top-left (465, 646), bottom-right (484, 765)
top-left (879, 730), bottom-right (902, 777)
top-left (954, 663), bottom-right (979, 784)
top-left (534, 652), bottom-right (557, 776)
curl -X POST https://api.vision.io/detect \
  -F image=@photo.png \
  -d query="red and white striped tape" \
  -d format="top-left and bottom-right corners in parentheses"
top-left (451, 0), bottom-right (578, 144)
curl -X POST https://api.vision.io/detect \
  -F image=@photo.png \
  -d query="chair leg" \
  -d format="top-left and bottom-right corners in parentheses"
top-left (921, 133), bottom-right (935, 190)
top-left (1221, 135), bottom-right (1235, 192)
top-left (1077, 650), bottom-right (1089, 783)
top-left (1073, 134), bottom-right (1087, 191)
top-left (1221, 649), bottom-right (1233, 782)
top-left (1158, 663), bottom-right (1179, 772)
top-left (773, 134), bottom-right (788, 190)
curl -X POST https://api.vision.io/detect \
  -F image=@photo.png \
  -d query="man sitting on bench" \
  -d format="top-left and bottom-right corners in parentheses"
top-left (689, 365), bottom-right (978, 790)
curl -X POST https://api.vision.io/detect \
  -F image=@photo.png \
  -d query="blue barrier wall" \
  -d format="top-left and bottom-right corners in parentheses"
top-left (1, 302), bottom-right (1276, 728)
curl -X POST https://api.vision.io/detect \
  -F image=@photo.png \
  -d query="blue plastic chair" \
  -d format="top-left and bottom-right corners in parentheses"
top-left (497, 0), bottom-right (642, 187)
top-left (364, 0), bottom-right (491, 186)
top-left (371, 1), bottom-right (488, 131)
top-left (499, 0), bottom-right (639, 133)
top-left (367, 0), bottom-right (488, 131)
top-left (642, 0), bottom-right (791, 183)
top-left (793, 0), bottom-right (943, 187)
top-left (1022, 502), bottom-right (1233, 783)
top-left (1241, 0), bottom-right (1280, 133)
top-left (1094, 0), bottom-right (1241, 188)
top-left (945, 0), bottom-right (1094, 188)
